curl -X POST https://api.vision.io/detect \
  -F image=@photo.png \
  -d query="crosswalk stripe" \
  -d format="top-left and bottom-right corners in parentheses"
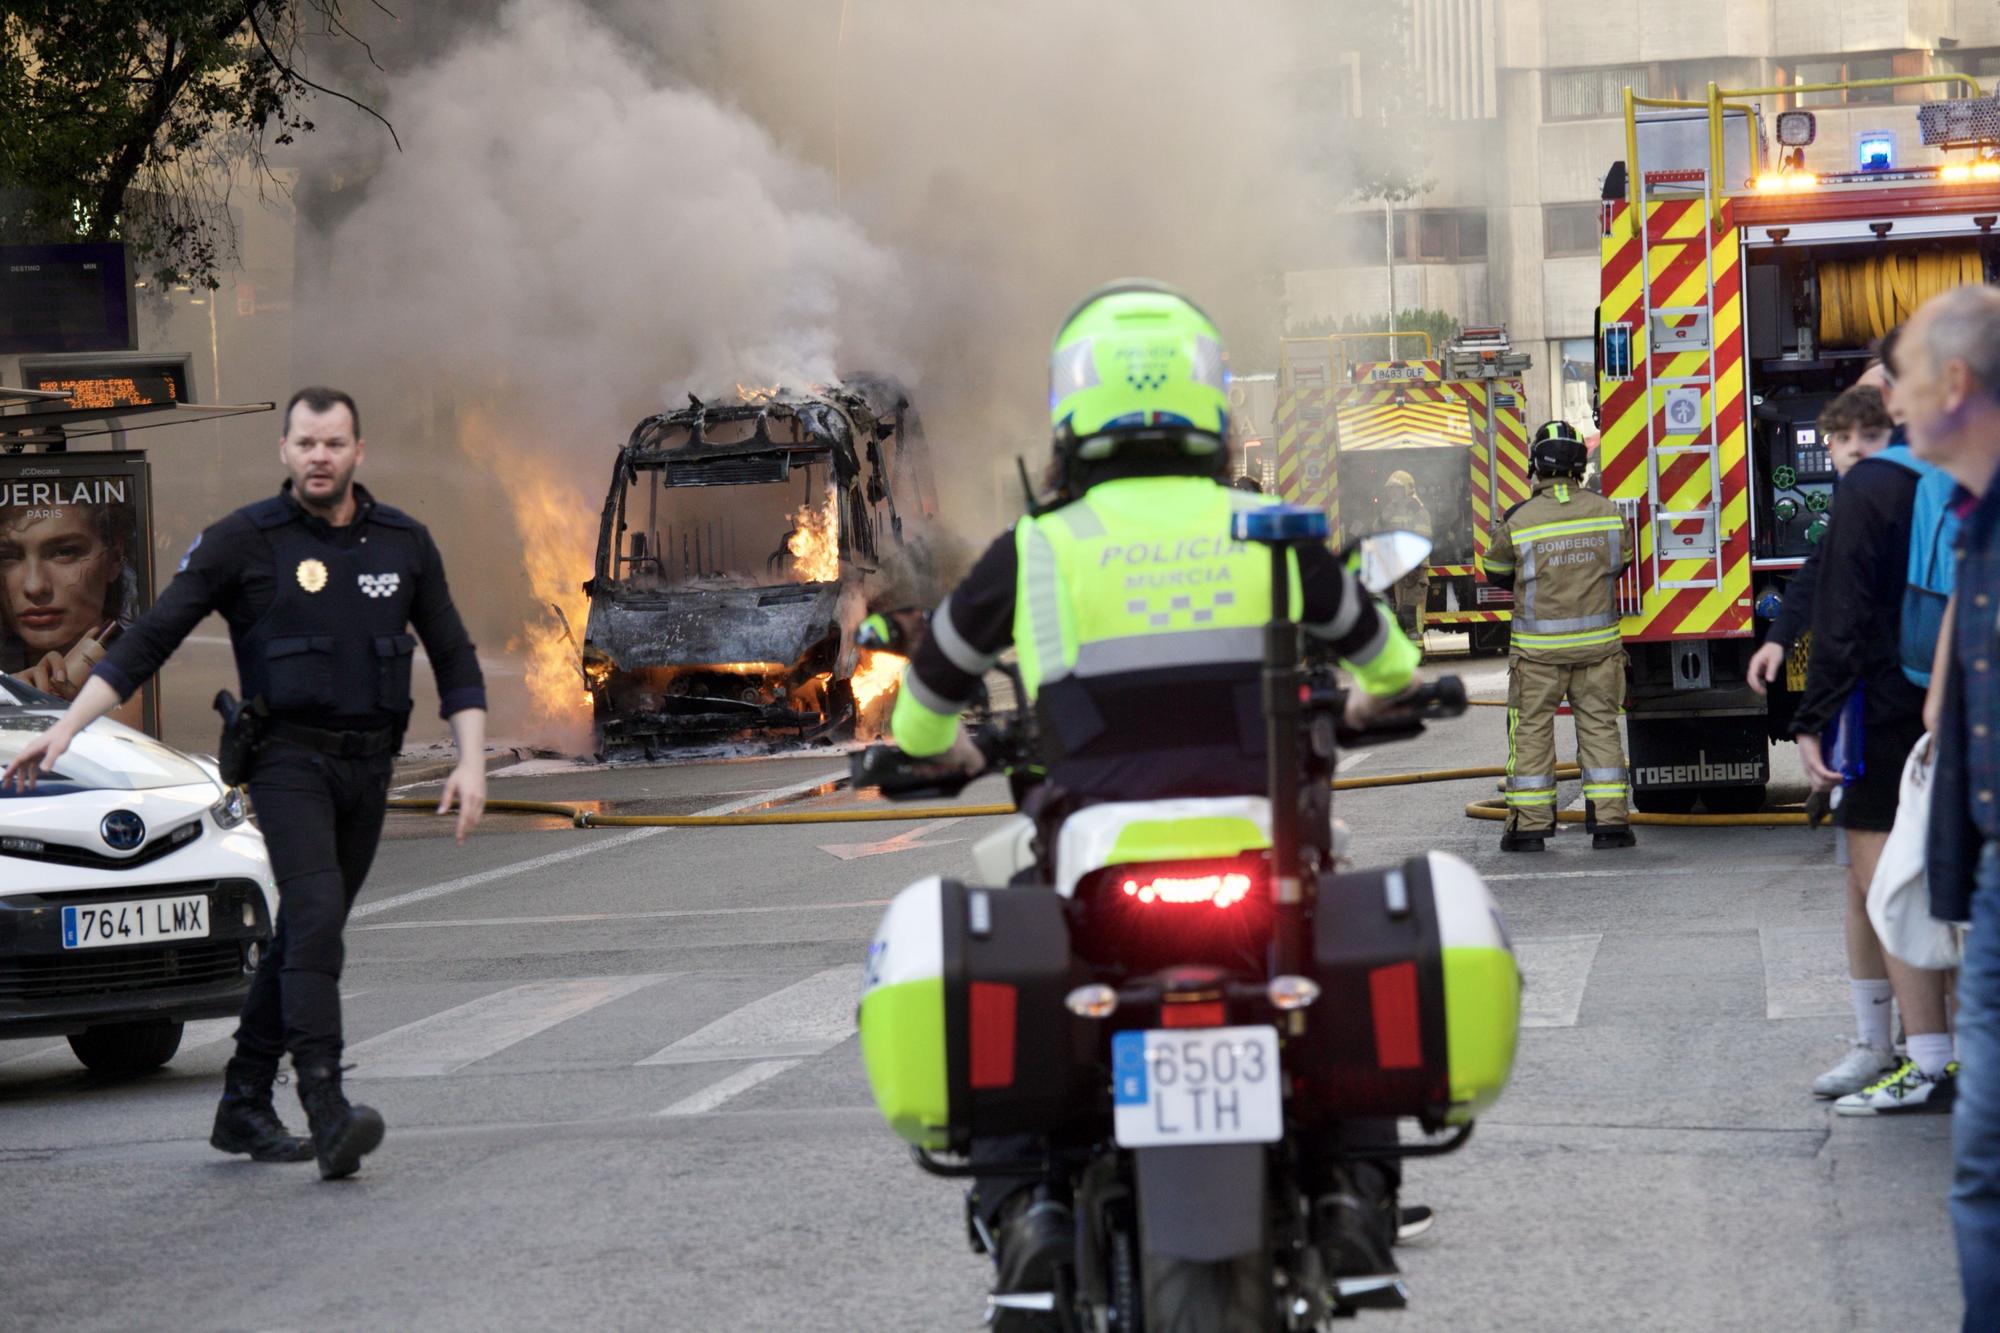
top-left (1515, 933), bottom-right (1602, 1028)
top-left (656, 1060), bottom-right (800, 1117)
top-left (638, 965), bottom-right (862, 1066)
top-left (352, 768), bottom-right (846, 921)
top-left (1758, 926), bottom-right (1849, 1019)
top-left (347, 975), bottom-right (671, 1078)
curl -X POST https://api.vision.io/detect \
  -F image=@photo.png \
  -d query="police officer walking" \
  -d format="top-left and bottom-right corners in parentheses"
top-left (1478, 420), bottom-right (1634, 851)
top-left (2, 386), bottom-right (488, 1179)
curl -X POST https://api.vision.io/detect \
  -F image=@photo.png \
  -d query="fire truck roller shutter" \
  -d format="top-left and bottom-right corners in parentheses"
top-left (1817, 245), bottom-right (1986, 347)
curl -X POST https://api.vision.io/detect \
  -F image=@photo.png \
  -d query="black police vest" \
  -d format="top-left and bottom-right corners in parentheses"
top-left (233, 498), bottom-right (424, 724)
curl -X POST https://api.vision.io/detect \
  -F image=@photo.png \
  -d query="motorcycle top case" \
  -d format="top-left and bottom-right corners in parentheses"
top-left (1299, 851), bottom-right (1519, 1129)
top-left (858, 878), bottom-right (1095, 1152)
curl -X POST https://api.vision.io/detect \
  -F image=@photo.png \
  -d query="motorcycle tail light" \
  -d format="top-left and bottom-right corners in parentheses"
top-left (1159, 999), bottom-right (1227, 1029)
top-left (1118, 870), bottom-right (1255, 909)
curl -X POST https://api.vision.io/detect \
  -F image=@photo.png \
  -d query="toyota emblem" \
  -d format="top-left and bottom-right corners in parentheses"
top-left (100, 810), bottom-right (146, 852)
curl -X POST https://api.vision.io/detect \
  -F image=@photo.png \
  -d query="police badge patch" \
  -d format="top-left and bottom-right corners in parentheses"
top-left (358, 573), bottom-right (400, 599)
top-left (297, 558), bottom-right (329, 593)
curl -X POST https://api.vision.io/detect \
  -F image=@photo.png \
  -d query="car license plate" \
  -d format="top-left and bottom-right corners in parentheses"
top-left (61, 895), bottom-right (210, 950)
top-left (1111, 1025), bottom-right (1283, 1148)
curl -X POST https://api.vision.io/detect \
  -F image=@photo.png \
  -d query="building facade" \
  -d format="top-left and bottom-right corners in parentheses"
top-left (1286, 0), bottom-right (2000, 431)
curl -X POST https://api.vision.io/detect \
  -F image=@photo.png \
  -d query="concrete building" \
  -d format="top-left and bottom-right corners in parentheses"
top-left (1286, 0), bottom-right (2000, 429)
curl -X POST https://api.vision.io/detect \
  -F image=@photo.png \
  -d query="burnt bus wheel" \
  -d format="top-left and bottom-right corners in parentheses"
top-left (1631, 787), bottom-right (1699, 815)
top-left (67, 1020), bottom-right (183, 1074)
top-left (1699, 785), bottom-right (1768, 815)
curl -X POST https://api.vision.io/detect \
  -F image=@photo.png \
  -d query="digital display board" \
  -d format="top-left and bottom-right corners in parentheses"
top-left (17, 354), bottom-right (194, 412)
top-left (0, 244), bottom-right (134, 355)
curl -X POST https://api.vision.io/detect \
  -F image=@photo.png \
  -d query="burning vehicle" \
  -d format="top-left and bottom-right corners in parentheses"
top-left (578, 378), bottom-right (937, 756)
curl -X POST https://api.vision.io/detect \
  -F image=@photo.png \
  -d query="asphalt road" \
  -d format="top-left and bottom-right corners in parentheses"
top-left (0, 661), bottom-right (1964, 1330)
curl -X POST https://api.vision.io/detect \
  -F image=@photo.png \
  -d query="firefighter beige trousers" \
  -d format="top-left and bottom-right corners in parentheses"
top-left (1505, 651), bottom-right (1630, 834)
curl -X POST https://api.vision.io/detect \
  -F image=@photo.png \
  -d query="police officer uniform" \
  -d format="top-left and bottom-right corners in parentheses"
top-left (1478, 422), bottom-right (1634, 851)
top-left (1378, 470), bottom-right (1433, 638)
top-left (91, 480), bottom-right (485, 1171)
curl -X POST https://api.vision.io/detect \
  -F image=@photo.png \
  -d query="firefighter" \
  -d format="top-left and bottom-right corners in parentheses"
top-left (1479, 419), bottom-right (1634, 851)
top-left (1379, 470), bottom-right (1432, 637)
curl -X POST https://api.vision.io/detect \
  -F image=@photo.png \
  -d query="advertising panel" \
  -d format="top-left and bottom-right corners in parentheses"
top-left (0, 453), bottom-right (156, 733)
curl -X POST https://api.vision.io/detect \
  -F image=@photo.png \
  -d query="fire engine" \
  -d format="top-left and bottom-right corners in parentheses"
top-left (1273, 327), bottom-right (1533, 652)
top-left (1596, 74), bottom-right (2000, 812)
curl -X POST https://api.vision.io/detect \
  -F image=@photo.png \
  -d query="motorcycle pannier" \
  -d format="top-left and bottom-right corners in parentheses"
top-left (859, 878), bottom-right (1095, 1151)
top-left (1298, 851), bottom-right (1519, 1129)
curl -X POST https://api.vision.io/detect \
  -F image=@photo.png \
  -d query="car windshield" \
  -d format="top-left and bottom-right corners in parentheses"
top-left (0, 675), bottom-right (215, 791)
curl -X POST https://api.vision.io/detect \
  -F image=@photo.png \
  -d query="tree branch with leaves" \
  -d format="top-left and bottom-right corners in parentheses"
top-left (0, 1), bottom-right (396, 288)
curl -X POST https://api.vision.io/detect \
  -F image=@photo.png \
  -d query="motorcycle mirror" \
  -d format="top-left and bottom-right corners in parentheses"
top-left (1351, 530), bottom-right (1433, 594)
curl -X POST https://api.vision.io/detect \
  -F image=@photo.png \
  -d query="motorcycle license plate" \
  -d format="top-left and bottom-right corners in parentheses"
top-left (61, 895), bottom-right (209, 950)
top-left (1111, 1025), bottom-right (1283, 1148)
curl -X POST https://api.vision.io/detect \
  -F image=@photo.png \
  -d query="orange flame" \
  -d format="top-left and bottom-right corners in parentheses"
top-left (735, 382), bottom-right (782, 404)
top-left (459, 410), bottom-right (596, 750)
top-left (787, 490), bottom-right (840, 582)
top-left (851, 649), bottom-right (906, 740)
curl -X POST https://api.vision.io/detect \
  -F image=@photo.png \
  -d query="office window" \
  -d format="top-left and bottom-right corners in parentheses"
top-left (1390, 210), bottom-right (1488, 264)
top-left (1796, 55), bottom-right (1900, 106)
top-left (1547, 66), bottom-right (1648, 121)
top-left (1544, 204), bottom-right (1602, 258)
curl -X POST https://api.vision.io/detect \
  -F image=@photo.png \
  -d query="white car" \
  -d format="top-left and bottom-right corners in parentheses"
top-left (0, 675), bottom-right (278, 1073)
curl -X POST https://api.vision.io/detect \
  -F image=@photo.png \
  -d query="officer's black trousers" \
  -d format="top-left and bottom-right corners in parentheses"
top-left (233, 741), bottom-right (393, 1069)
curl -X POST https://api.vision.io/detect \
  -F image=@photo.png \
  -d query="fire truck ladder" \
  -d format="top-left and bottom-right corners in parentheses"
top-left (1637, 165), bottom-right (1725, 596)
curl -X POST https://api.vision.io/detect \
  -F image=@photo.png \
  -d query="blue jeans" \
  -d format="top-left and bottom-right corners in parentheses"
top-left (1956, 844), bottom-right (2000, 1327)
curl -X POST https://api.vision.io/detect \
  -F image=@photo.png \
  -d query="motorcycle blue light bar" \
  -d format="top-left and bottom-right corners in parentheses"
top-left (1231, 505), bottom-right (1328, 544)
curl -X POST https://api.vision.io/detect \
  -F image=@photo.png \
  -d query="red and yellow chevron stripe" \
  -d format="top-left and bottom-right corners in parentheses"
top-left (1334, 400), bottom-right (1474, 450)
top-left (1275, 385), bottom-right (1337, 528)
top-left (1597, 195), bottom-right (1752, 643)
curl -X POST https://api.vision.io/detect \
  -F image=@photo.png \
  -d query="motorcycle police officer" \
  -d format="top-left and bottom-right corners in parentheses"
top-left (2, 386), bottom-right (488, 1179)
top-left (1478, 419), bottom-right (1635, 851)
top-left (885, 281), bottom-right (1423, 1326)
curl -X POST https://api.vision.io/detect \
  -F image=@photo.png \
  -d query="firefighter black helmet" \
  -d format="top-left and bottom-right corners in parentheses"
top-left (1530, 419), bottom-right (1589, 478)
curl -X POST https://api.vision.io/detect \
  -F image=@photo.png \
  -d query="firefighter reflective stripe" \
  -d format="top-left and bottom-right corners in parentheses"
top-left (889, 666), bottom-right (961, 757)
top-left (930, 594), bottom-right (1001, 675)
top-left (1477, 554), bottom-right (1515, 575)
top-left (1554, 483), bottom-right (1570, 503)
top-left (1582, 766), bottom-right (1629, 801)
top-left (1074, 627), bottom-right (1263, 676)
top-left (1515, 612), bottom-right (1619, 635)
top-left (1512, 516), bottom-right (1624, 543)
top-left (1512, 625), bottom-right (1623, 651)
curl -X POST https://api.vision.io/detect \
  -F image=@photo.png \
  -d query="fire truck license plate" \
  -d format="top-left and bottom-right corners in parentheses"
top-left (1111, 1026), bottom-right (1283, 1148)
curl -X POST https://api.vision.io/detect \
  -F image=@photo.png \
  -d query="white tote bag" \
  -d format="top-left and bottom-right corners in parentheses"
top-left (1866, 733), bottom-right (1963, 970)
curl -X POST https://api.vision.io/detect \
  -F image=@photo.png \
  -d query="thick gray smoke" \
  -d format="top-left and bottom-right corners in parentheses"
top-left (294, 0), bottom-right (1377, 740)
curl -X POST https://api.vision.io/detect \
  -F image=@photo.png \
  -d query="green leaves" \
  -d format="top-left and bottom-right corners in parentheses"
top-left (0, 2), bottom-right (378, 288)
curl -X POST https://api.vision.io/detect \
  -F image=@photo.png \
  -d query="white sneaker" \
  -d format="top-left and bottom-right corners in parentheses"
top-left (1812, 1039), bottom-right (1896, 1099)
top-left (1834, 1060), bottom-right (1959, 1116)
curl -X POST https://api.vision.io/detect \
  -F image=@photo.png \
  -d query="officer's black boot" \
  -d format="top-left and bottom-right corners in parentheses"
top-left (987, 1189), bottom-right (1070, 1332)
top-left (295, 1063), bottom-right (385, 1180)
top-left (1310, 1163), bottom-right (1408, 1311)
top-left (1499, 828), bottom-right (1546, 853)
top-left (1592, 825), bottom-right (1637, 850)
top-left (209, 1056), bottom-right (313, 1162)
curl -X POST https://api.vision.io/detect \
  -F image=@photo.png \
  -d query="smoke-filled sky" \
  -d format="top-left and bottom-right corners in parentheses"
top-left (285, 0), bottom-right (1382, 733)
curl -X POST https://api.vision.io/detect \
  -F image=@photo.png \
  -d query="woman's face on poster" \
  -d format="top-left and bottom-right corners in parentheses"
top-left (0, 506), bottom-right (123, 658)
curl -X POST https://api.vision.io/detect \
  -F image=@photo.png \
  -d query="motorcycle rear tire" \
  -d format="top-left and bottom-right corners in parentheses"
top-left (1139, 1252), bottom-right (1272, 1333)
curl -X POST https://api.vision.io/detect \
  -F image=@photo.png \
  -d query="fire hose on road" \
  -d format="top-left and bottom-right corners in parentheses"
top-left (385, 760), bottom-right (1811, 828)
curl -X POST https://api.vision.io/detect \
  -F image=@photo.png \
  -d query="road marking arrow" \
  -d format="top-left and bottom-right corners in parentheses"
top-left (817, 817), bottom-right (964, 861)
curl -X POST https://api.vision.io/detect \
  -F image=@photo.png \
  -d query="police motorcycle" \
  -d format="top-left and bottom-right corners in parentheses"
top-left (849, 511), bottom-right (1522, 1332)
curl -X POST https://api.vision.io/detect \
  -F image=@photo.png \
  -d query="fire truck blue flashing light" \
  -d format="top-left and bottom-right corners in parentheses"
top-left (1859, 133), bottom-right (1896, 172)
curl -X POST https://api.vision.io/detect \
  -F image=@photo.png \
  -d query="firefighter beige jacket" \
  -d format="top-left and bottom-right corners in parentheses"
top-left (1480, 477), bottom-right (1628, 664)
